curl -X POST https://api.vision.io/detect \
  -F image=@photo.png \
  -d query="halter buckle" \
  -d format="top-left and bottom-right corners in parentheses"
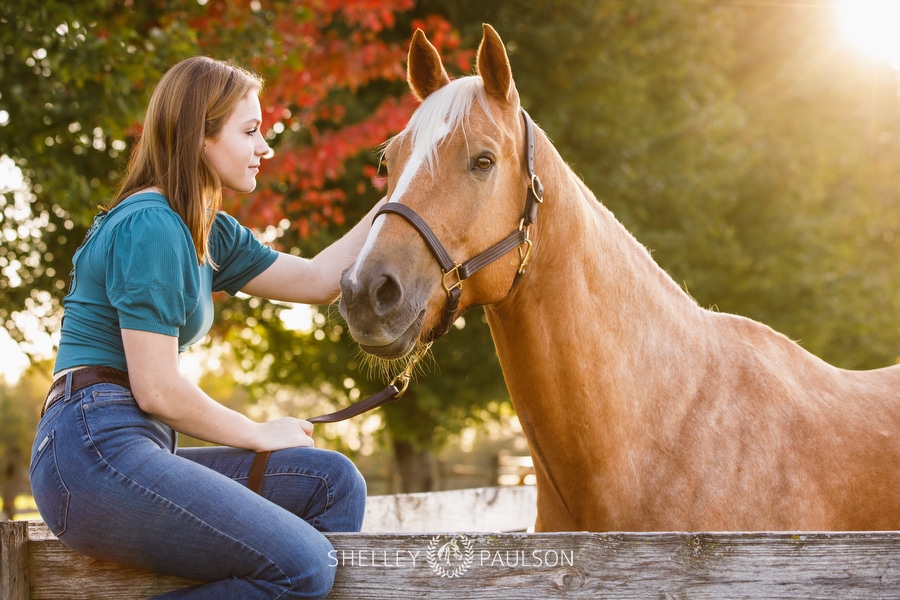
top-left (530, 174), bottom-right (544, 202)
top-left (389, 341), bottom-right (433, 397)
top-left (517, 219), bottom-right (534, 274)
top-left (442, 264), bottom-right (463, 296)
top-left (389, 372), bottom-right (412, 397)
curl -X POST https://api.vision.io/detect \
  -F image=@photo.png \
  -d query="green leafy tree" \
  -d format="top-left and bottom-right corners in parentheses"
top-left (716, 2), bottom-right (900, 368)
top-left (420, 0), bottom-right (900, 369)
top-left (0, 364), bottom-right (48, 517)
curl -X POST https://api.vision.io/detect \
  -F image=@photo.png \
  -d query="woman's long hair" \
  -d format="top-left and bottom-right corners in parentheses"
top-left (111, 56), bottom-right (264, 265)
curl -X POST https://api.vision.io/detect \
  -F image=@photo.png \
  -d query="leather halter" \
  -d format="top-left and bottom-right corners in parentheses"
top-left (281, 108), bottom-right (543, 434)
top-left (376, 107), bottom-right (544, 341)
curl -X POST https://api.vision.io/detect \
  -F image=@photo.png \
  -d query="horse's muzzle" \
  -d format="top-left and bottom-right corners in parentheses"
top-left (339, 262), bottom-right (425, 359)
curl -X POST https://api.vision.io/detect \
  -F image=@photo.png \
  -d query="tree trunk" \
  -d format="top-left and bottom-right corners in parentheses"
top-left (391, 440), bottom-right (434, 493)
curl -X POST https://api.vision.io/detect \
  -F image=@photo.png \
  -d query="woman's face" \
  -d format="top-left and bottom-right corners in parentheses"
top-left (204, 91), bottom-right (271, 193)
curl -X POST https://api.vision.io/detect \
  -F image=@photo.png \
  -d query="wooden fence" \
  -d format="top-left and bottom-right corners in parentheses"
top-left (3, 486), bottom-right (899, 599)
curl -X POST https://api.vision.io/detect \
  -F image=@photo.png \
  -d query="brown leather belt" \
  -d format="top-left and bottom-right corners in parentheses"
top-left (40, 365), bottom-right (389, 497)
top-left (42, 366), bottom-right (131, 417)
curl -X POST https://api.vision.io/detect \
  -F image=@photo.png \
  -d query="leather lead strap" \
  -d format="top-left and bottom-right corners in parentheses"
top-left (247, 450), bottom-right (272, 495)
top-left (247, 386), bottom-right (405, 495)
top-left (308, 384), bottom-right (402, 424)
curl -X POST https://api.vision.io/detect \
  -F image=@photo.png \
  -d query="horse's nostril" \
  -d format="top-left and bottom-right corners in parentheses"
top-left (373, 273), bottom-right (403, 316)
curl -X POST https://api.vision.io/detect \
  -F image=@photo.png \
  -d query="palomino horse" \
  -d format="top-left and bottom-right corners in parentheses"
top-left (339, 24), bottom-right (900, 531)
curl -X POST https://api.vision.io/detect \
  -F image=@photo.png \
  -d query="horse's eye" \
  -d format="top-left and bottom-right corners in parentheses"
top-left (474, 156), bottom-right (493, 171)
top-left (378, 156), bottom-right (388, 177)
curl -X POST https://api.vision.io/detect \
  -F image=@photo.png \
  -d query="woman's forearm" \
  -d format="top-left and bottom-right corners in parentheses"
top-left (122, 328), bottom-right (313, 451)
top-left (241, 197), bottom-right (387, 304)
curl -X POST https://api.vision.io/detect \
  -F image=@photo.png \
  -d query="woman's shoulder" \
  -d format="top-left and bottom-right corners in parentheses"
top-left (105, 191), bottom-right (192, 250)
top-left (114, 188), bottom-right (171, 212)
top-left (112, 190), bottom-right (181, 226)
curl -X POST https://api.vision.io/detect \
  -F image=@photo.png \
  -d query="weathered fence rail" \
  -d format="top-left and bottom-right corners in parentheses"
top-left (3, 486), bottom-right (899, 599)
top-left (362, 484), bottom-right (537, 532)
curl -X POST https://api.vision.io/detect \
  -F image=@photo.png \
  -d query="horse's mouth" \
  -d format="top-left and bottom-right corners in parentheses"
top-left (357, 308), bottom-right (426, 360)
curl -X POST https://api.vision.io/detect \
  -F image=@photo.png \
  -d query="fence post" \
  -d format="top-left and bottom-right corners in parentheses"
top-left (1, 520), bottom-right (29, 600)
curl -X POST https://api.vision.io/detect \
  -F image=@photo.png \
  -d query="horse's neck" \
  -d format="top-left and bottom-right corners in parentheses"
top-left (489, 149), bottom-right (704, 394)
top-left (484, 145), bottom-right (707, 526)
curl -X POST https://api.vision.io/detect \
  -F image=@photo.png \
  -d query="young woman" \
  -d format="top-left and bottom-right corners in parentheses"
top-left (30, 56), bottom-right (379, 599)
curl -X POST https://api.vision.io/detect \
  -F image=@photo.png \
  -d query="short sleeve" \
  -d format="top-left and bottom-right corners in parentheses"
top-left (106, 208), bottom-right (200, 337)
top-left (209, 212), bottom-right (278, 295)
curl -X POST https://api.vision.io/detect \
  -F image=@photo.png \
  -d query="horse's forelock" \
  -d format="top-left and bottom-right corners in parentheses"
top-left (405, 76), bottom-right (494, 172)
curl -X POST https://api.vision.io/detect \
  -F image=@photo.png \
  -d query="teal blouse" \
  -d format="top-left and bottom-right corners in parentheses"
top-left (54, 191), bottom-right (278, 372)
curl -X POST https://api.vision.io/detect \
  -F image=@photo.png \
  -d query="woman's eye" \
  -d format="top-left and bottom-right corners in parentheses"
top-left (474, 156), bottom-right (493, 171)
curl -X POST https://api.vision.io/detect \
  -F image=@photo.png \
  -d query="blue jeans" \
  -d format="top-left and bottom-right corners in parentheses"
top-left (30, 379), bottom-right (367, 599)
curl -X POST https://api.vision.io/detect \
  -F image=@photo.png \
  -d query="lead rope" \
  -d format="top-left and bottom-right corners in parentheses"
top-left (309, 340), bottom-right (432, 424)
top-left (247, 342), bottom-right (433, 494)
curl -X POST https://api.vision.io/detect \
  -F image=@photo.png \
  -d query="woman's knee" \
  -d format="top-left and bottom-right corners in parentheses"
top-left (300, 449), bottom-right (367, 532)
top-left (274, 532), bottom-right (336, 600)
top-left (287, 555), bottom-right (336, 599)
top-left (331, 451), bottom-right (367, 499)
top-left (324, 451), bottom-right (367, 530)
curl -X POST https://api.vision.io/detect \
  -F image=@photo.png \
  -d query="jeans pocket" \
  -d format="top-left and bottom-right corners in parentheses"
top-left (83, 389), bottom-right (173, 453)
top-left (30, 431), bottom-right (71, 537)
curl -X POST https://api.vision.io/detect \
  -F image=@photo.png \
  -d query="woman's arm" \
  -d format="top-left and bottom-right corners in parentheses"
top-left (240, 197), bottom-right (386, 304)
top-left (122, 328), bottom-right (314, 451)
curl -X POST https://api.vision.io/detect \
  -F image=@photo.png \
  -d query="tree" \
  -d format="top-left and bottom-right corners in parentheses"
top-left (0, 364), bottom-right (48, 518)
top-left (717, 1), bottom-right (900, 368)
top-left (0, 0), bottom-right (422, 341)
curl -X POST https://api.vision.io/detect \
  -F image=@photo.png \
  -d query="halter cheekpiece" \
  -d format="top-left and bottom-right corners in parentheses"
top-left (375, 107), bottom-right (544, 341)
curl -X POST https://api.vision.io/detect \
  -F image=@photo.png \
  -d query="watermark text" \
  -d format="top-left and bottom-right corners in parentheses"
top-left (327, 549), bottom-right (421, 568)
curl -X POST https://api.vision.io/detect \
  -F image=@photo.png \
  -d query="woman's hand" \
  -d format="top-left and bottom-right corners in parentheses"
top-left (251, 417), bottom-right (315, 451)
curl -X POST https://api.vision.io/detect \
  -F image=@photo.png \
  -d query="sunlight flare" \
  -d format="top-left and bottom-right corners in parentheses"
top-left (837, 0), bottom-right (900, 68)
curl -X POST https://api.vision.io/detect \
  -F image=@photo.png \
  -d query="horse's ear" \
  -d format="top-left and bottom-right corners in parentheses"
top-left (476, 23), bottom-right (514, 103)
top-left (407, 29), bottom-right (451, 102)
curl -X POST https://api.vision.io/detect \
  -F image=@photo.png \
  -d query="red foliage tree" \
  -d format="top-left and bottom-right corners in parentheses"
top-left (187, 1), bottom-right (472, 239)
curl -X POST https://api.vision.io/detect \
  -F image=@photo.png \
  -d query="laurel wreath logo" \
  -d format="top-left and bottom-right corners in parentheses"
top-left (426, 534), bottom-right (474, 578)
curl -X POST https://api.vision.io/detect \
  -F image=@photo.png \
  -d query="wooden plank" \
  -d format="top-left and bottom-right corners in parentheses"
top-left (363, 486), bottom-right (537, 532)
top-left (26, 521), bottom-right (197, 599)
top-left (1, 520), bottom-right (29, 600)
top-left (325, 531), bottom-right (900, 599)
top-left (17, 522), bottom-right (900, 599)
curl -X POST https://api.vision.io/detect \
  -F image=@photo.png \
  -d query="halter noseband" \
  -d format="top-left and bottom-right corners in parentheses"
top-left (375, 108), bottom-right (544, 341)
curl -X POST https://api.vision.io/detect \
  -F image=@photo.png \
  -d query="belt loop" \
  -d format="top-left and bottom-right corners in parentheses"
top-left (64, 371), bottom-right (74, 399)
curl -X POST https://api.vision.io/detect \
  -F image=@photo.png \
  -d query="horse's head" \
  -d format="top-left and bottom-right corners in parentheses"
top-left (340, 24), bottom-right (538, 360)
